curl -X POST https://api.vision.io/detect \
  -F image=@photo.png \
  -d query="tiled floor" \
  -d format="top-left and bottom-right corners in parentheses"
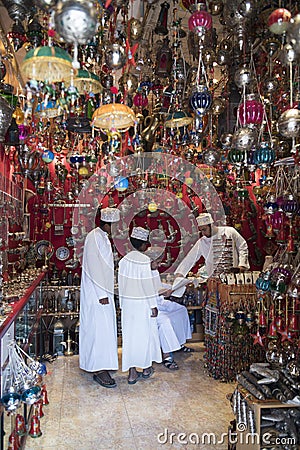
top-left (23, 344), bottom-right (234, 449)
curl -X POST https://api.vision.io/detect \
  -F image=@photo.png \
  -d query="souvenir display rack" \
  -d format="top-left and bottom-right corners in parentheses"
top-left (204, 277), bottom-right (266, 382)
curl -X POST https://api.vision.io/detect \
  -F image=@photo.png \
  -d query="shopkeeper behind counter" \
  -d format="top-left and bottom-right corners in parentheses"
top-left (175, 213), bottom-right (250, 279)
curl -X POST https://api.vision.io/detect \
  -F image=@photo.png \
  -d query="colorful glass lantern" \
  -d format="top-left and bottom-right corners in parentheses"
top-left (238, 96), bottom-right (264, 126)
top-left (165, 110), bottom-right (193, 128)
top-left (188, 10), bottom-right (212, 36)
top-left (253, 143), bottom-right (275, 167)
top-left (227, 148), bottom-right (244, 165)
top-left (73, 69), bottom-right (102, 95)
top-left (268, 8), bottom-right (291, 35)
top-left (189, 86), bottom-right (212, 115)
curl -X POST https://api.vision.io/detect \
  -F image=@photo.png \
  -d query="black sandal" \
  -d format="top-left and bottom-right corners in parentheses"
top-left (93, 371), bottom-right (117, 388)
top-left (162, 358), bottom-right (179, 370)
top-left (180, 346), bottom-right (195, 353)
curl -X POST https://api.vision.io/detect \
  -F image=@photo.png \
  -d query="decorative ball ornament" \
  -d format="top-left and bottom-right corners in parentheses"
top-left (287, 14), bottom-right (300, 55)
top-left (104, 43), bottom-right (126, 70)
top-left (232, 126), bottom-right (258, 151)
top-left (281, 43), bottom-right (297, 65)
top-left (238, 95), bottom-right (264, 126)
top-left (118, 72), bottom-right (138, 96)
top-left (234, 64), bottom-right (254, 88)
top-left (220, 133), bottom-right (233, 149)
top-left (202, 147), bottom-right (220, 166)
top-left (114, 176), bottom-right (129, 192)
top-left (54, 0), bottom-right (98, 45)
top-left (277, 108), bottom-right (300, 138)
top-left (262, 77), bottom-right (279, 95)
top-left (208, 0), bottom-right (223, 15)
top-left (148, 201), bottom-right (158, 213)
top-left (188, 10), bottom-right (212, 37)
top-left (268, 8), bottom-right (291, 35)
top-left (189, 85), bottom-right (212, 115)
top-left (129, 17), bottom-right (143, 41)
top-left (211, 97), bottom-right (225, 115)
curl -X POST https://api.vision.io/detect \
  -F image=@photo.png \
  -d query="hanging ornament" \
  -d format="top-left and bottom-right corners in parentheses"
top-left (277, 108), bottom-right (300, 138)
top-left (7, 20), bottom-right (27, 52)
top-left (253, 142), bottom-right (275, 167)
top-left (154, 1), bottom-right (170, 35)
top-left (188, 8), bottom-right (212, 38)
top-left (237, 94), bottom-right (264, 127)
top-left (202, 147), bottom-right (220, 166)
top-left (268, 8), bottom-right (291, 35)
top-left (232, 126), bottom-right (258, 151)
top-left (104, 43), bottom-right (126, 70)
top-left (118, 72), bottom-right (138, 96)
top-left (54, 0), bottom-right (98, 45)
top-left (234, 64), bottom-right (254, 89)
top-left (189, 85), bottom-right (212, 115)
top-left (0, 96), bottom-right (13, 142)
top-left (287, 14), bottom-right (300, 55)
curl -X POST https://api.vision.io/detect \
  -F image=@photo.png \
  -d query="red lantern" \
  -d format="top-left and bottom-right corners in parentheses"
top-left (238, 97), bottom-right (264, 126)
top-left (29, 414), bottom-right (42, 438)
top-left (188, 10), bottom-right (212, 35)
top-left (268, 8), bottom-right (291, 35)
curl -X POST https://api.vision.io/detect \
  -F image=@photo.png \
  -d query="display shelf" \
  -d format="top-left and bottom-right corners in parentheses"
top-left (0, 272), bottom-right (46, 450)
top-left (0, 271), bottom-right (46, 340)
top-left (234, 386), bottom-right (299, 450)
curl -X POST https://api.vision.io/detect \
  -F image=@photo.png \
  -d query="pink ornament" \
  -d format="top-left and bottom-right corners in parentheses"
top-left (268, 8), bottom-right (291, 35)
top-left (238, 98), bottom-right (264, 126)
top-left (188, 10), bottom-right (212, 35)
top-left (133, 93), bottom-right (148, 108)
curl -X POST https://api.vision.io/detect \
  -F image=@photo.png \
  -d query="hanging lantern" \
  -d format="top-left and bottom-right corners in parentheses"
top-left (189, 85), bottom-right (212, 115)
top-left (238, 95), bottom-right (264, 126)
top-left (268, 8), bottom-right (291, 35)
top-left (234, 64), bottom-right (254, 89)
top-left (227, 148), bottom-right (244, 165)
top-left (253, 143), bottom-right (275, 167)
top-left (165, 110), bottom-right (193, 128)
top-left (282, 194), bottom-right (299, 218)
top-left (73, 69), bottom-right (102, 95)
top-left (154, 1), bottom-right (170, 35)
top-left (202, 147), bottom-right (220, 166)
top-left (0, 96), bottom-right (13, 142)
top-left (7, 20), bottom-right (27, 52)
top-left (54, 0), bottom-right (98, 45)
top-left (104, 43), bottom-right (127, 70)
top-left (26, 18), bottom-right (43, 48)
top-left (277, 108), bottom-right (300, 138)
top-left (188, 9), bottom-right (212, 37)
top-left (118, 72), bottom-right (139, 96)
top-left (232, 126), bottom-right (258, 151)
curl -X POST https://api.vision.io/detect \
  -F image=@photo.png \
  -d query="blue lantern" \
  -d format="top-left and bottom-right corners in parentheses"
top-left (253, 143), bottom-right (275, 167)
top-left (189, 85), bottom-right (212, 115)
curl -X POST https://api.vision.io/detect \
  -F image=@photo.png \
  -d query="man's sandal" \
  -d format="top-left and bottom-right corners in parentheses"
top-left (179, 346), bottom-right (195, 353)
top-left (93, 373), bottom-right (117, 388)
top-left (162, 358), bottom-right (179, 370)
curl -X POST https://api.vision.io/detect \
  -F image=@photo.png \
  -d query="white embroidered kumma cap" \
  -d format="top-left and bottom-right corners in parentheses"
top-left (131, 226), bottom-right (149, 241)
top-left (196, 213), bottom-right (214, 227)
top-left (100, 207), bottom-right (120, 222)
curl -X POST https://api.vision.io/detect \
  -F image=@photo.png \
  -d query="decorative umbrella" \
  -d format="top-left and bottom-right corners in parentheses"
top-left (92, 103), bottom-right (136, 131)
top-left (73, 69), bottom-right (102, 95)
top-left (21, 46), bottom-right (76, 83)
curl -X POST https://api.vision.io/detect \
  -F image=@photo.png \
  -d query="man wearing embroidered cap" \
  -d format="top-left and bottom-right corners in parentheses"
top-left (175, 212), bottom-right (249, 279)
top-left (118, 227), bottom-right (162, 384)
top-left (79, 207), bottom-right (120, 388)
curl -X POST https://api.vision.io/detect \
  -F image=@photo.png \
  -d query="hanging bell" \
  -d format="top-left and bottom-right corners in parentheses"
top-left (154, 1), bottom-right (170, 35)
top-left (15, 413), bottom-right (26, 436)
top-left (267, 320), bottom-right (277, 339)
top-left (288, 313), bottom-right (298, 333)
top-left (35, 399), bottom-right (44, 419)
top-left (41, 384), bottom-right (49, 405)
top-left (8, 430), bottom-right (20, 450)
top-left (29, 414), bottom-right (42, 438)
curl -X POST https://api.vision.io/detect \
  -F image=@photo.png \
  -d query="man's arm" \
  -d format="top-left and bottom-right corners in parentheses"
top-left (231, 228), bottom-right (250, 269)
top-left (175, 240), bottom-right (203, 277)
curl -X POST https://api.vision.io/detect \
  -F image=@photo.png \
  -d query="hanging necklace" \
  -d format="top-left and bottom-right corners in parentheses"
top-left (52, 201), bottom-right (66, 235)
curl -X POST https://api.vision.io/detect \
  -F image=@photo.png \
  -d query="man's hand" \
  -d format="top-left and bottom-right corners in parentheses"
top-left (151, 307), bottom-right (158, 317)
top-left (174, 273), bottom-right (184, 279)
top-left (158, 288), bottom-right (172, 297)
top-left (99, 297), bottom-right (109, 304)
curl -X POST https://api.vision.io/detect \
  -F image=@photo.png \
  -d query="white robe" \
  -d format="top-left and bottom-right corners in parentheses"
top-left (79, 228), bottom-right (118, 372)
top-left (152, 270), bottom-right (192, 353)
top-left (118, 251), bottom-right (162, 372)
top-left (176, 226), bottom-right (250, 277)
